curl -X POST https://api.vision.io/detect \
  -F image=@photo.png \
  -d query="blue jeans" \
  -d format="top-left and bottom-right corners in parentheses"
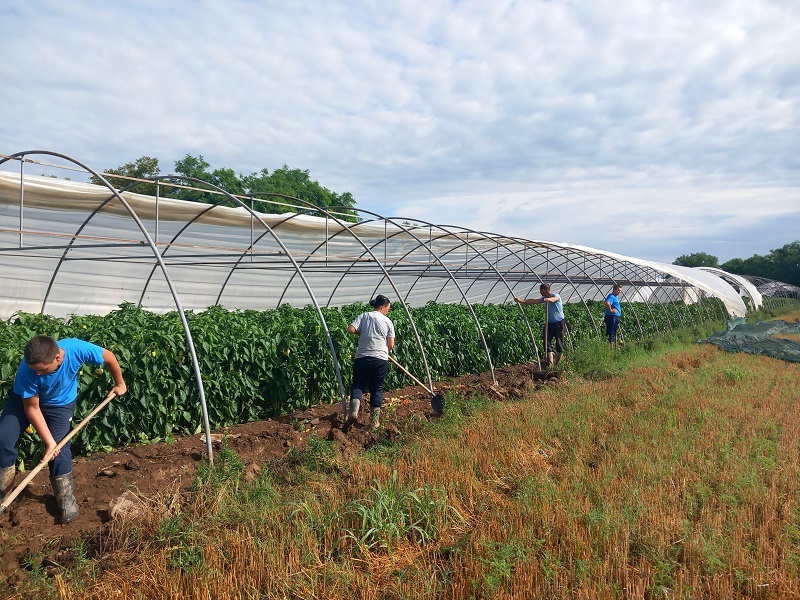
top-left (0, 391), bottom-right (76, 476)
top-left (604, 314), bottom-right (621, 343)
top-left (350, 356), bottom-right (389, 409)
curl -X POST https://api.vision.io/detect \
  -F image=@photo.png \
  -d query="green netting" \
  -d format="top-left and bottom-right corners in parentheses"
top-left (705, 319), bottom-right (800, 362)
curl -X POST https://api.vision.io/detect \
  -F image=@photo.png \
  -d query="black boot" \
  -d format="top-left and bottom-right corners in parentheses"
top-left (50, 472), bottom-right (79, 524)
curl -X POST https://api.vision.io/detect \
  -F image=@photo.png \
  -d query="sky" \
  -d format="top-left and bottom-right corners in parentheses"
top-left (1, 0), bottom-right (798, 264)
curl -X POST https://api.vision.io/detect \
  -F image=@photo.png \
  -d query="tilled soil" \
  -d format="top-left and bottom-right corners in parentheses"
top-left (0, 362), bottom-right (554, 584)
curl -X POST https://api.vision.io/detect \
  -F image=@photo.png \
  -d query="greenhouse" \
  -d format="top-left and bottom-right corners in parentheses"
top-left (1, 150), bottom-right (796, 461)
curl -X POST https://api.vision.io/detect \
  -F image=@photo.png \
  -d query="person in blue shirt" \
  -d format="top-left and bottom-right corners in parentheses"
top-left (515, 283), bottom-right (565, 368)
top-left (604, 284), bottom-right (623, 348)
top-left (0, 335), bottom-right (127, 523)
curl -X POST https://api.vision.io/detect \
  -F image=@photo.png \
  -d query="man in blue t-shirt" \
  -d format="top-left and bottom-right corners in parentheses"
top-left (515, 283), bottom-right (565, 368)
top-left (0, 336), bottom-right (126, 523)
top-left (604, 284), bottom-right (623, 347)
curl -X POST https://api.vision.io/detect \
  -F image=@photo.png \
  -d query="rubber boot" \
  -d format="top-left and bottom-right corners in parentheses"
top-left (553, 352), bottom-right (562, 367)
top-left (50, 472), bottom-right (79, 524)
top-left (546, 352), bottom-right (554, 368)
top-left (367, 407), bottom-right (381, 433)
top-left (348, 397), bottom-right (361, 421)
top-left (0, 465), bottom-right (15, 502)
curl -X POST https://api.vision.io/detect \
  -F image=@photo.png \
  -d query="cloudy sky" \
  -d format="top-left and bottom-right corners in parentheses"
top-left (2, 0), bottom-right (798, 263)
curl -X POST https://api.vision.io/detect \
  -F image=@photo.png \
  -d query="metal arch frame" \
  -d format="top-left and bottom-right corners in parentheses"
top-left (501, 239), bottom-right (615, 331)
top-left (236, 192), bottom-right (438, 399)
top-left (132, 177), bottom-right (351, 418)
top-left (277, 207), bottom-right (501, 386)
top-left (359, 220), bottom-right (542, 366)
top-left (40, 181), bottom-right (140, 315)
top-left (0, 150), bottom-right (216, 466)
top-left (133, 194), bottom-right (301, 308)
top-left (0, 150), bottom-right (758, 416)
top-left (421, 230), bottom-right (580, 358)
top-left (620, 262), bottom-right (682, 334)
top-left (262, 207), bottom-right (441, 392)
top-left (361, 215), bottom-right (499, 385)
top-left (571, 251), bottom-right (666, 337)
top-left (486, 238), bottom-right (700, 341)
top-left (273, 208), bottom-right (489, 387)
top-left (697, 268), bottom-right (761, 313)
top-left (395, 231), bottom-right (604, 355)
top-left (559, 246), bottom-right (657, 338)
top-left (392, 226), bottom-right (631, 359)
top-left (741, 275), bottom-right (800, 303)
top-left (558, 247), bottom-right (650, 337)
top-left (281, 214), bottom-right (449, 311)
top-left (491, 238), bottom-right (606, 334)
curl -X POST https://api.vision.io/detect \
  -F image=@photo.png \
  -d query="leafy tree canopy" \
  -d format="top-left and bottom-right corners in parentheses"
top-left (721, 241), bottom-right (800, 287)
top-left (93, 155), bottom-right (359, 222)
top-left (673, 252), bottom-right (719, 268)
top-left (90, 156), bottom-right (161, 196)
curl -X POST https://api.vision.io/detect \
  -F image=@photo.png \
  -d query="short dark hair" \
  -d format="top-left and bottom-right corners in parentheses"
top-left (24, 335), bottom-right (60, 365)
top-left (539, 283), bottom-right (551, 292)
top-left (370, 294), bottom-right (391, 308)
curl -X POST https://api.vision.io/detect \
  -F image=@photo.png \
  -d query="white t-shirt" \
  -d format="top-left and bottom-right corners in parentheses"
top-left (351, 311), bottom-right (395, 360)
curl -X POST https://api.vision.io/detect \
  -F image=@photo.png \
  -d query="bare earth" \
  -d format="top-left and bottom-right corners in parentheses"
top-left (0, 362), bottom-right (551, 585)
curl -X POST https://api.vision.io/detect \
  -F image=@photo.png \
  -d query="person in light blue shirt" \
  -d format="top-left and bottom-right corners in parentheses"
top-left (515, 283), bottom-right (565, 368)
top-left (604, 284), bottom-right (623, 347)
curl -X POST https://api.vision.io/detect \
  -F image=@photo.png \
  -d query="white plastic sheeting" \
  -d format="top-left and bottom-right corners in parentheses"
top-left (0, 170), bottom-right (748, 321)
top-left (698, 267), bottom-right (763, 311)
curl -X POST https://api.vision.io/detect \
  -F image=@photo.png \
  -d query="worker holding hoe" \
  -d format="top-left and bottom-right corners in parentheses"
top-left (515, 283), bottom-right (565, 368)
top-left (346, 294), bottom-right (395, 433)
top-left (0, 335), bottom-right (126, 524)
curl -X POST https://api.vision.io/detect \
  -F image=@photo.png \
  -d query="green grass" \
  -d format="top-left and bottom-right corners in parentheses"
top-left (7, 314), bottom-right (800, 599)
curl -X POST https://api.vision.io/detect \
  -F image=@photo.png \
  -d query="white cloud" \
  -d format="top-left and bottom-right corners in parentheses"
top-left (1, 0), bottom-right (798, 265)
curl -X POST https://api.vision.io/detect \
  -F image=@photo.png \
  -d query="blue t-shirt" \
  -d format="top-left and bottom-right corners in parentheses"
top-left (605, 293), bottom-right (622, 317)
top-left (543, 293), bottom-right (564, 323)
top-left (13, 339), bottom-right (104, 407)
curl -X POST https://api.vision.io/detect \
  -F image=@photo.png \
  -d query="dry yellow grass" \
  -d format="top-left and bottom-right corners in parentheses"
top-left (43, 342), bottom-right (800, 599)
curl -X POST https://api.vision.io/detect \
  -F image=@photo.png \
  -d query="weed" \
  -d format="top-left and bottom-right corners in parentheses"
top-left (478, 539), bottom-right (529, 591)
top-left (343, 470), bottom-right (462, 552)
top-left (285, 433), bottom-right (339, 473)
top-left (723, 365), bottom-right (749, 382)
top-left (194, 440), bottom-right (245, 491)
top-left (155, 514), bottom-right (207, 572)
top-left (568, 338), bottom-right (618, 379)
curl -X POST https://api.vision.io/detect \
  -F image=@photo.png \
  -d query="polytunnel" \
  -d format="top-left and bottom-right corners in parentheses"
top-left (0, 150), bottom-right (766, 460)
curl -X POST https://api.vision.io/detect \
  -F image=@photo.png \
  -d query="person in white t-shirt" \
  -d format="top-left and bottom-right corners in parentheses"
top-left (346, 295), bottom-right (395, 432)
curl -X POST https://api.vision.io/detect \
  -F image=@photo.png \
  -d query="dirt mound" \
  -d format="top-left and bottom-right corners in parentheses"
top-left (0, 362), bottom-right (551, 583)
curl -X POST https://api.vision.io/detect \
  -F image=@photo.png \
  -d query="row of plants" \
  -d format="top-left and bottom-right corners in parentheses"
top-left (0, 297), bottom-right (725, 465)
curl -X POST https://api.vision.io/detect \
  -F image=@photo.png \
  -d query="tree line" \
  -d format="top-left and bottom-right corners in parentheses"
top-left (674, 242), bottom-right (800, 286)
top-left (90, 155), bottom-right (359, 222)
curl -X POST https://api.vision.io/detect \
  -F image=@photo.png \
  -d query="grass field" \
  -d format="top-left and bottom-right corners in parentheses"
top-left (10, 312), bottom-right (800, 599)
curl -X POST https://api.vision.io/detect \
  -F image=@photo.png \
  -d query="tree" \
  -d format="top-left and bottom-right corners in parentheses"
top-left (673, 252), bottom-right (719, 268)
top-left (91, 156), bottom-right (161, 196)
top-left (91, 155), bottom-right (359, 222)
top-left (722, 241), bottom-right (800, 287)
top-left (242, 165), bottom-right (358, 221)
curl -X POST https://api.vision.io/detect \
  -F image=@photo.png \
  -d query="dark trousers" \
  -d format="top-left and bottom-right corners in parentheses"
top-left (604, 314), bottom-right (621, 343)
top-left (543, 320), bottom-right (565, 353)
top-left (350, 356), bottom-right (389, 409)
top-left (0, 391), bottom-right (76, 476)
